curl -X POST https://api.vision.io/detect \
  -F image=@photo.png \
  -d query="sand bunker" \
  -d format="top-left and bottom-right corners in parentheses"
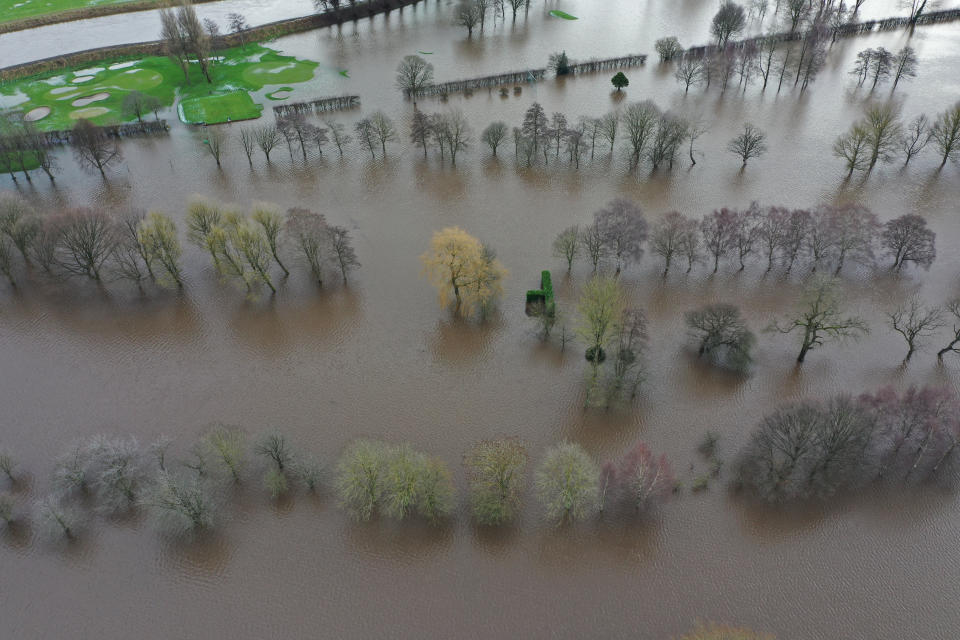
top-left (108, 61), bottom-right (137, 70)
top-left (71, 75), bottom-right (95, 84)
top-left (71, 92), bottom-right (110, 107)
top-left (24, 107), bottom-right (51, 122)
top-left (69, 106), bottom-right (110, 120)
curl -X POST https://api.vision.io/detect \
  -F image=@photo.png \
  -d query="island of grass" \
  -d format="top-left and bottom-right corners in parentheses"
top-left (0, 0), bottom-right (144, 25)
top-left (266, 87), bottom-right (295, 101)
top-left (548, 9), bottom-right (578, 19)
top-left (0, 43), bottom-right (317, 131)
top-left (179, 91), bottom-right (262, 124)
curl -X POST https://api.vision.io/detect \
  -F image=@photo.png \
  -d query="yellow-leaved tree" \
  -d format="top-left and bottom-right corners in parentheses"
top-left (420, 227), bottom-right (507, 317)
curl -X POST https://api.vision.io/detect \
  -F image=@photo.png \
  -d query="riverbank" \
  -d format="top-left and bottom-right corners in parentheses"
top-left (0, 0), bottom-right (222, 35)
top-left (0, 0), bottom-right (423, 82)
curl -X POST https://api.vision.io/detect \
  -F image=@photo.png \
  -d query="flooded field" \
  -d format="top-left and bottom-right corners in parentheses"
top-left (2, 1), bottom-right (960, 638)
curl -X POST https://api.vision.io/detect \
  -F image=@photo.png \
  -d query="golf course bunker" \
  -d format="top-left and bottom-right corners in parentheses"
top-left (108, 61), bottom-right (137, 70)
top-left (69, 106), bottom-right (110, 120)
top-left (71, 75), bottom-right (95, 84)
top-left (50, 86), bottom-right (78, 95)
top-left (71, 92), bottom-right (110, 107)
top-left (23, 106), bottom-right (51, 122)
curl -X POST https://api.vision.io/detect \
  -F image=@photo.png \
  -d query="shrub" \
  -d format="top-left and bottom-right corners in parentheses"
top-left (265, 468), bottom-right (290, 498)
top-left (335, 440), bottom-right (389, 521)
top-left (525, 270), bottom-right (555, 315)
top-left (147, 472), bottom-right (215, 534)
top-left (293, 456), bottom-right (324, 492)
top-left (600, 441), bottom-right (674, 513)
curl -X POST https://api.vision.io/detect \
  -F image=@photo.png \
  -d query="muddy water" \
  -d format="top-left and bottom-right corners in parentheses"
top-left (3, 2), bottom-right (960, 638)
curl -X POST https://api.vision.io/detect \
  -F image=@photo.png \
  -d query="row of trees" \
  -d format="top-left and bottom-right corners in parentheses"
top-left (0, 193), bottom-right (359, 292)
top-left (186, 198), bottom-right (359, 293)
top-left (454, 0), bottom-right (532, 37)
top-left (552, 200), bottom-right (937, 278)
top-left (0, 434), bottom-right (673, 537)
top-left (737, 384), bottom-right (960, 502)
top-left (834, 102), bottom-right (960, 174)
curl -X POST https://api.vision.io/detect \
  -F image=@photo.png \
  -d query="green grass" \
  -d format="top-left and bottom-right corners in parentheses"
top-left (0, 0), bottom-right (147, 25)
top-left (548, 9), bottom-right (578, 19)
top-left (266, 87), bottom-right (294, 101)
top-left (0, 44), bottom-right (318, 131)
top-left (179, 91), bottom-right (262, 124)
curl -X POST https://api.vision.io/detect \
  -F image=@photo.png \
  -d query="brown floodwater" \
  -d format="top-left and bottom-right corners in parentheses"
top-left (2, 2), bottom-right (960, 638)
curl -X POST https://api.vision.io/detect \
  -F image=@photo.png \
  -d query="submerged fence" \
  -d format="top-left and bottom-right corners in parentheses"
top-left (272, 95), bottom-right (360, 117)
top-left (567, 53), bottom-right (647, 75)
top-left (409, 68), bottom-right (547, 98)
top-left (20, 120), bottom-right (170, 147)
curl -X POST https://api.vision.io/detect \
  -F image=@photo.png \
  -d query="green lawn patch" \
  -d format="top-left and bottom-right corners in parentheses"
top-left (178, 91), bottom-right (262, 125)
top-left (0, 0), bottom-right (144, 25)
top-left (266, 86), bottom-right (294, 100)
top-left (548, 9), bottom-right (578, 19)
top-left (0, 150), bottom-right (40, 173)
top-left (0, 43), bottom-right (317, 130)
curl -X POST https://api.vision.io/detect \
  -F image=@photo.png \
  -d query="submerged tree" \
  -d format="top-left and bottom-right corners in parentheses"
top-left (552, 225), bottom-right (580, 273)
top-left (881, 214), bottom-right (936, 272)
top-left (535, 442), bottom-right (600, 524)
top-left (600, 441), bottom-right (673, 513)
top-left (285, 207), bottom-right (328, 286)
top-left (685, 303), bottom-right (755, 371)
top-left (481, 121), bottom-right (508, 157)
top-left (888, 295), bottom-right (943, 362)
top-left (71, 119), bottom-right (122, 175)
top-left (727, 123), bottom-right (767, 167)
top-left (769, 276), bottom-right (868, 363)
top-left (711, 1), bottom-right (747, 45)
top-left (651, 211), bottom-right (697, 276)
top-left (335, 439), bottom-right (388, 521)
top-left (395, 55), bottom-right (434, 100)
top-left (147, 472), bottom-right (215, 533)
top-left (464, 438), bottom-right (528, 526)
top-left (930, 102), bottom-right (960, 169)
top-left (594, 198), bottom-right (648, 275)
top-left (420, 227), bottom-right (507, 318)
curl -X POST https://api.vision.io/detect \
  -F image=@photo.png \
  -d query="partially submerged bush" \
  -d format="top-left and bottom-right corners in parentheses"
top-left (146, 472), bottom-right (215, 534)
top-left (264, 468), bottom-right (289, 499)
top-left (600, 441), bottom-right (673, 514)
top-left (535, 442), bottom-right (600, 524)
top-left (336, 440), bottom-right (454, 524)
top-left (293, 455), bottom-right (324, 492)
top-left (85, 435), bottom-right (148, 513)
top-left (34, 495), bottom-right (82, 540)
top-left (685, 303), bottom-right (755, 372)
top-left (201, 424), bottom-right (246, 482)
top-left (464, 438), bottom-right (528, 526)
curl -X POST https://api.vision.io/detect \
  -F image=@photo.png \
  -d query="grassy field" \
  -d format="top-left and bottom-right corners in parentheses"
top-left (0, 45), bottom-right (317, 130)
top-left (179, 91), bottom-right (262, 124)
top-left (0, 0), bottom-right (144, 24)
top-left (0, 150), bottom-right (41, 174)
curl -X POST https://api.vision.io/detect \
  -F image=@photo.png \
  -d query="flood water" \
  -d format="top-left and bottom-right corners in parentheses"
top-left (3, 1), bottom-right (960, 638)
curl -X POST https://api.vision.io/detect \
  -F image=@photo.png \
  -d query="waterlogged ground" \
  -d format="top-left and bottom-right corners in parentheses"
top-left (2, 1), bottom-right (960, 638)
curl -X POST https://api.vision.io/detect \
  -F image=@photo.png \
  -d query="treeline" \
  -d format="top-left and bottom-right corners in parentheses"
top-left (835, 102), bottom-right (960, 174)
top-left (552, 201), bottom-right (937, 278)
top-left (737, 385), bottom-right (960, 502)
top-left (0, 193), bottom-right (359, 293)
top-left (0, 433), bottom-right (674, 540)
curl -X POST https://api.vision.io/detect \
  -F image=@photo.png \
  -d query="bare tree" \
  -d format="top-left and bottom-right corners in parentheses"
top-left (674, 58), bottom-right (705, 94)
top-left (329, 224), bottom-right (360, 283)
top-left (552, 225), bottom-right (580, 273)
top-left (851, 49), bottom-right (872, 87)
top-left (71, 119), bottom-right (122, 175)
top-left (53, 208), bottom-right (118, 281)
top-left (783, 0), bottom-right (810, 32)
top-left (727, 123), bottom-right (767, 167)
top-left (930, 102), bottom-right (960, 169)
top-left (438, 109), bottom-right (472, 165)
top-left (238, 127), bottom-right (256, 165)
top-left (700, 208), bottom-right (738, 273)
top-left (252, 204), bottom-right (288, 275)
top-left (651, 211), bottom-right (696, 276)
top-left (456, 0), bottom-right (481, 36)
top-left (711, 1), bottom-right (747, 45)
top-left (253, 124), bottom-right (281, 163)
top-left (769, 276), bottom-right (868, 363)
top-left (825, 204), bottom-right (880, 275)
top-left (369, 111), bottom-right (398, 157)
top-left (203, 127), bottom-right (227, 166)
top-left (622, 101), bottom-right (660, 169)
top-left (227, 12), bottom-right (248, 49)
top-left (285, 208), bottom-right (328, 286)
top-left (594, 199), bottom-right (648, 275)
top-left (685, 303), bottom-right (755, 370)
top-left (326, 120), bottom-right (352, 157)
top-left (756, 205), bottom-right (789, 272)
top-left (648, 113), bottom-right (688, 170)
top-left (863, 103), bottom-right (902, 170)
top-left (891, 46), bottom-right (918, 91)
top-left (756, 35), bottom-right (779, 91)
top-left (410, 109), bottom-right (432, 158)
top-left (481, 121), bottom-right (508, 157)
top-left (833, 124), bottom-right (871, 176)
top-left (599, 111), bottom-right (619, 154)
top-left (882, 214), bottom-right (935, 272)
top-left (655, 37), bottom-right (684, 62)
top-left (396, 55), bottom-right (434, 100)
top-left (888, 295), bottom-right (943, 362)
top-left (936, 300), bottom-right (960, 363)
top-left (900, 114), bottom-right (931, 165)
top-left (521, 103), bottom-right (548, 156)
top-left (867, 47), bottom-right (894, 90)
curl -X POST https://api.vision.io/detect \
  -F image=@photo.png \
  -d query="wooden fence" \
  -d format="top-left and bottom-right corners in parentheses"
top-left (409, 68), bottom-right (546, 98)
top-left (273, 95), bottom-right (360, 117)
top-left (567, 53), bottom-right (647, 75)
